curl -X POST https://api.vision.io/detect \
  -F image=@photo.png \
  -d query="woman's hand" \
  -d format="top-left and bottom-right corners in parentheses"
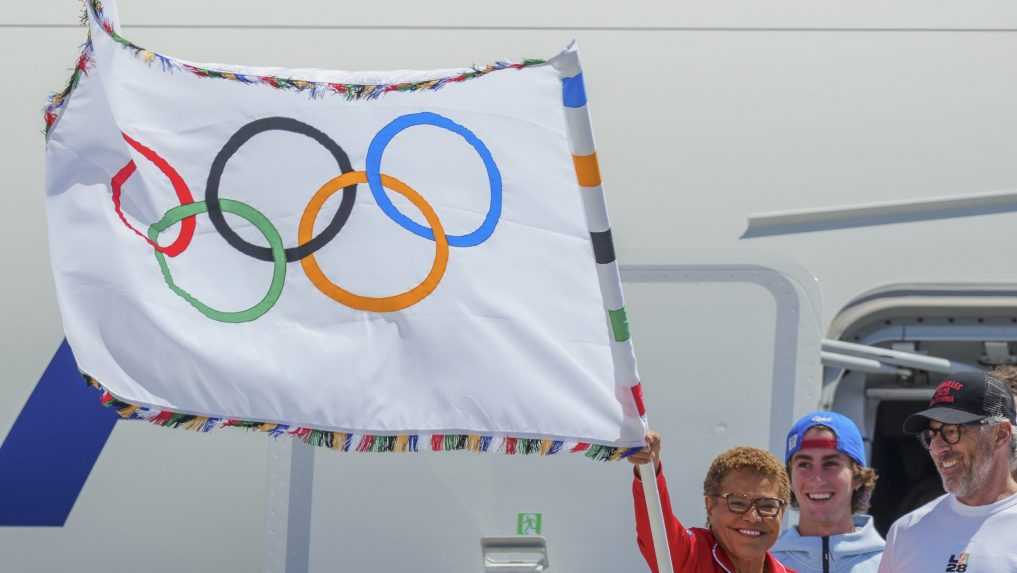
top-left (627, 431), bottom-right (661, 472)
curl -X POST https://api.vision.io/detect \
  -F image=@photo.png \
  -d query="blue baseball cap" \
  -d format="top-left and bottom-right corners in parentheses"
top-left (785, 411), bottom-right (866, 466)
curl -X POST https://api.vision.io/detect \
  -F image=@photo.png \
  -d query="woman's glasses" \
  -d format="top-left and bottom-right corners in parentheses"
top-left (712, 492), bottom-right (785, 517)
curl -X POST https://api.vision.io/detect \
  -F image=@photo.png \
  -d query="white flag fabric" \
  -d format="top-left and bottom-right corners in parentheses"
top-left (44, 0), bottom-right (645, 458)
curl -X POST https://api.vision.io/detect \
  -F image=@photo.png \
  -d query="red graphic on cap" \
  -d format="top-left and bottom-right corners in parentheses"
top-left (800, 437), bottom-right (839, 450)
top-left (931, 380), bottom-right (964, 406)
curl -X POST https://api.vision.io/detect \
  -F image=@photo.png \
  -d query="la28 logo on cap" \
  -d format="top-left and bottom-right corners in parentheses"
top-left (931, 380), bottom-right (964, 405)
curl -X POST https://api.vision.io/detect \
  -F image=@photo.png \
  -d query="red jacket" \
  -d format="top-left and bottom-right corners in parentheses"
top-left (632, 468), bottom-right (794, 573)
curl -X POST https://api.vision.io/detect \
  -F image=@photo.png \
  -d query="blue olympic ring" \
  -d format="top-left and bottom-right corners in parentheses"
top-left (365, 112), bottom-right (502, 248)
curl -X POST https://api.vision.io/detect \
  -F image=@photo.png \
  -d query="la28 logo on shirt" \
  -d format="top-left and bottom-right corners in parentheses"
top-left (945, 553), bottom-right (970, 572)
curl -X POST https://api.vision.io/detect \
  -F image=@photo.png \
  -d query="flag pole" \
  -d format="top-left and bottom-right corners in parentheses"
top-left (550, 44), bottom-right (674, 573)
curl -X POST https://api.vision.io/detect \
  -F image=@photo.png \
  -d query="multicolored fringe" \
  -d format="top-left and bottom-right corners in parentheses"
top-left (85, 0), bottom-right (545, 102)
top-left (43, 38), bottom-right (93, 136)
top-left (84, 374), bottom-right (639, 460)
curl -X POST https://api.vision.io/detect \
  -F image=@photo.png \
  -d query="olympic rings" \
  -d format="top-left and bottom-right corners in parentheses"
top-left (365, 112), bottom-right (502, 247)
top-left (112, 133), bottom-right (196, 256)
top-left (205, 117), bottom-right (358, 263)
top-left (298, 171), bottom-right (449, 312)
top-left (149, 199), bottom-right (287, 323)
top-left (116, 112), bottom-right (499, 321)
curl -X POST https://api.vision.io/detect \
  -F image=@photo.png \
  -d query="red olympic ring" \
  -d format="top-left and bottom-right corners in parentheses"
top-left (111, 132), bottom-right (196, 257)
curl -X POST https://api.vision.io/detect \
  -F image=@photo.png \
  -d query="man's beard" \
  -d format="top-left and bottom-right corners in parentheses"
top-left (942, 429), bottom-right (995, 499)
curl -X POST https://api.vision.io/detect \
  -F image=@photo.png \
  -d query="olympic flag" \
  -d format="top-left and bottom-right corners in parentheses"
top-left (43, 0), bottom-right (646, 458)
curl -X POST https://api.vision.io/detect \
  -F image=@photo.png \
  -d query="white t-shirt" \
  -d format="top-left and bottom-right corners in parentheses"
top-left (879, 491), bottom-right (1017, 572)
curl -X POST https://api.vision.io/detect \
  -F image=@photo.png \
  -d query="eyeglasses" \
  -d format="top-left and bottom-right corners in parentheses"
top-left (918, 420), bottom-right (989, 449)
top-left (712, 493), bottom-right (785, 517)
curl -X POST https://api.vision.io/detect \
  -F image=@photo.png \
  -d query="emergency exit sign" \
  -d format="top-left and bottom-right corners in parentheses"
top-left (516, 513), bottom-right (542, 535)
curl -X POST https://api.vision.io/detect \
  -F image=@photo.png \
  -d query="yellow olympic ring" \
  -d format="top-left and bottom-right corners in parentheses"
top-left (297, 170), bottom-right (449, 312)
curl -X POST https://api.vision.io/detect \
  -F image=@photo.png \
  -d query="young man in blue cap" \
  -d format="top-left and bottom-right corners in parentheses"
top-left (773, 411), bottom-right (884, 572)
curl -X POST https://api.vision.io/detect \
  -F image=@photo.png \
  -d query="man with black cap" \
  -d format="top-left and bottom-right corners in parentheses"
top-left (878, 371), bottom-right (1017, 572)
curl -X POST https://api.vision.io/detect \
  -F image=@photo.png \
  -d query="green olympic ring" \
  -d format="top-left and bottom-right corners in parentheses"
top-left (148, 199), bottom-right (287, 323)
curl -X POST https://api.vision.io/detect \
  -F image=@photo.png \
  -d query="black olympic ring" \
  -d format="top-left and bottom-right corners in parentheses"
top-left (204, 117), bottom-right (358, 263)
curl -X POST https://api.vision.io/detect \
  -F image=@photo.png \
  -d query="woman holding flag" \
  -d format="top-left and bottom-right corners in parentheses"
top-left (629, 432), bottom-right (795, 573)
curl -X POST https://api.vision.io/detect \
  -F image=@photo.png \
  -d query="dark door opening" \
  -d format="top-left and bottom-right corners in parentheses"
top-left (868, 400), bottom-right (944, 536)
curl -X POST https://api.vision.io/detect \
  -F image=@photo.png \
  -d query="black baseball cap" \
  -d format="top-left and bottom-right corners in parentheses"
top-left (903, 371), bottom-right (1017, 434)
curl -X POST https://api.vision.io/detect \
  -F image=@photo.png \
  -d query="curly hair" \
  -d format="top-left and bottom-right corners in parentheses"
top-left (703, 446), bottom-right (791, 503)
top-left (989, 365), bottom-right (1017, 397)
top-left (849, 463), bottom-right (878, 514)
top-left (988, 366), bottom-right (1017, 477)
